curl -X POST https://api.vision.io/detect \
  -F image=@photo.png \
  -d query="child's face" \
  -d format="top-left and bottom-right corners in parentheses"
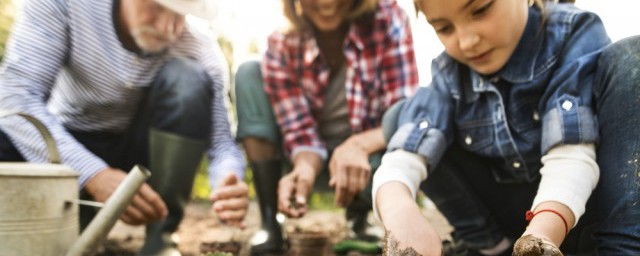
top-left (418, 0), bottom-right (528, 75)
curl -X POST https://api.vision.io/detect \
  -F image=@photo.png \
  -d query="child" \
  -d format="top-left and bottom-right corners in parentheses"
top-left (373, 0), bottom-right (640, 255)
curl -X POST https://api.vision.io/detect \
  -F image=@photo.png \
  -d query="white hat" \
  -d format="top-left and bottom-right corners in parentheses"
top-left (154, 0), bottom-right (217, 20)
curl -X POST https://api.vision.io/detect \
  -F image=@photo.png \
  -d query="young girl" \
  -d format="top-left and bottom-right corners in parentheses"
top-left (373, 0), bottom-right (640, 255)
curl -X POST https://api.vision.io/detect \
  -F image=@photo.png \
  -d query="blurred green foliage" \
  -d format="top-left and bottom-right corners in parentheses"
top-left (0, 0), bottom-right (15, 61)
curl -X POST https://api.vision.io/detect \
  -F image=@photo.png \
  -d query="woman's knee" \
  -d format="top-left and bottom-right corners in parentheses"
top-left (234, 60), bottom-right (279, 143)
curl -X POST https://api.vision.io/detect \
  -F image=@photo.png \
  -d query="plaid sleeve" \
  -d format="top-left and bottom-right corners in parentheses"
top-left (380, 1), bottom-right (419, 109)
top-left (262, 33), bottom-right (327, 159)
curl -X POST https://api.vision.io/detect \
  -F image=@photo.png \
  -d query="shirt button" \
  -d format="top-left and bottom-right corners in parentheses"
top-left (419, 121), bottom-right (429, 129)
top-left (490, 77), bottom-right (500, 83)
top-left (464, 135), bottom-right (473, 145)
top-left (561, 100), bottom-right (573, 111)
top-left (533, 111), bottom-right (540, 121)
top-left (512, 161), bottom-right (522, 169)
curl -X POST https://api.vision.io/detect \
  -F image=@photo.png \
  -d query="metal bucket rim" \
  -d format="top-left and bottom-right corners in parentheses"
top-left (0, 163), bottom-right (78, 177)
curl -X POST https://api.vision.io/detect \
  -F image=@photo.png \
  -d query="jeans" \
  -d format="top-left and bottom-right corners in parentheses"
top-left (0, 57), bottom-right (213, 229)
top-left (591, 35), bottom-right (640, 254)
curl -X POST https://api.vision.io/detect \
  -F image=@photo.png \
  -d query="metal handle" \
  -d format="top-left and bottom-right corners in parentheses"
top-left (66, 165), bottom-right (151, 256)
top-left (0, 111), bottom-right (61, 164)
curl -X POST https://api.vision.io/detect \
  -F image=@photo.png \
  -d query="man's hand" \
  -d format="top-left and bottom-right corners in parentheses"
top-left (84, 167), bottom-right (167, 225)
top-left (277, 165), bottom-right (316, 218)
top-left (210, 173), bottom-right (249, 228)
top-left (329, 140), bottom-right (371, 207)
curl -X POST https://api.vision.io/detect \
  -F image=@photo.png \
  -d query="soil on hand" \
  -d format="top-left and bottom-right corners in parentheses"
top-left (513, 234), bottom-right (563, 256)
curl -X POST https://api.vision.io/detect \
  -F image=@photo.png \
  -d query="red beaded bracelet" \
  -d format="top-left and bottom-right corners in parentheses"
top-left (526, 209), bottom-right (569, 236)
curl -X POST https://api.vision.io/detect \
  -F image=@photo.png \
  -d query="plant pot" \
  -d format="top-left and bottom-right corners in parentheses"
top-left (200, 241), bottom-right (242, 255)
top-left (287, 231), bottom-right (329, 256)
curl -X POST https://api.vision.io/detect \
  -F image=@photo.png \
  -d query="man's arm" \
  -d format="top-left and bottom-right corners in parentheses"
top-left (0, 0), bottom-right (109, 186)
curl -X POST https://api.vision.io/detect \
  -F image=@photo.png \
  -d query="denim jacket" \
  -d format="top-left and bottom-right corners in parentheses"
top-left (388, 4), bottom-right (610, 183)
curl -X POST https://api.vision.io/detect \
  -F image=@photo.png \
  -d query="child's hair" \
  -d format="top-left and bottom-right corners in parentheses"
top-left (281, 0), bottom-right (379, 33)
top-left (412, 0), bottom-right (548, 31)
top-left (413, 0), bottom-right (546, 17)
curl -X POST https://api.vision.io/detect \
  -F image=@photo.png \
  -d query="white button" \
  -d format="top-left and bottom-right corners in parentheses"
top-left (464, 135), bottom-right (473, 145)
top-left (533, 111), bottom-right (540, 121)
top-left (512, 161), bottom-right (521, 169)
top-left (490, 77), bottom-right (500, 83)
top-left (419, 121), bottom-right (429, 129)
top-left (561, 100), bottom-right (573, 111)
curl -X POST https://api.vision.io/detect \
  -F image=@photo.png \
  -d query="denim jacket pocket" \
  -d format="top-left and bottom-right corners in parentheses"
top-left (509, 100), bottom-right (542, 142)
top-left (457, 120), bottom-right (494, 155)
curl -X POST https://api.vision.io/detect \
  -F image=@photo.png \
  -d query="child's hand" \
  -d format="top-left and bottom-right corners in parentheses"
top-left (513, 234), bottom-right (563, 256)
top-left (377, 182), bottom-right (442, 256)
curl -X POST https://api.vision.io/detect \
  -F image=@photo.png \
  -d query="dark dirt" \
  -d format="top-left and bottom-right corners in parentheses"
top-left (382, 232), bottom-right (422, 256)
top-left (512, 234), bottom-right (563, 256)
top-left (98, 200), bottom-right (452, 256)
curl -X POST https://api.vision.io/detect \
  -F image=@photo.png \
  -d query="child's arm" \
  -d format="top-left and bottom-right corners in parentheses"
top-left (378, 182), bottom-right (442, 255)
top-left (515, 144), bottom-right (598, 252)
top-left (373, 150), bottom-right (442, 255)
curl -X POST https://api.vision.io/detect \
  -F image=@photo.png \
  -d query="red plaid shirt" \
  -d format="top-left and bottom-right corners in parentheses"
top-left (262, 0), bottom-right (418, 159)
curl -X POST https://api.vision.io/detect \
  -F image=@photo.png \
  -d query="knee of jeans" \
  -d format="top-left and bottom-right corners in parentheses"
top-left (154, 57), bottom-right (213, 111)
top-left (235, 60), bottom-right (262, 97)
top-left (595, 37), bottom-right (640, 99)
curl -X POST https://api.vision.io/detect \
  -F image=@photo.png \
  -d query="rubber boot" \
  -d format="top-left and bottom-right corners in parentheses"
top-left (249, 160), bottom-right (285, 255)
top-left (139, 129), bottom-right (207, 256)
top-left (345, 195), bottom-right (378, 242)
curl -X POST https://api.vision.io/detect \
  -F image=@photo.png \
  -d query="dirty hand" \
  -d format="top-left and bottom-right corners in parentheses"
top-left (277, 166), bottom-right (315, 218)
top-left (84, 167), bottom-right (168, 225)
top-left (210, 173), bottom-right (249, 228)
top-left (378, 182), bottom-right (441, 256)
top-left (329, 140), bottom-right (371, 207)
top-left (513, 234), bottom-right (563, 256)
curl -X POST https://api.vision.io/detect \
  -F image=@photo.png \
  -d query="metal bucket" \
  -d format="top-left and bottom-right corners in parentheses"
top-left (0, 163), bottom-right (79, 255)
top-left (0, 111), bottom-right (150, 256)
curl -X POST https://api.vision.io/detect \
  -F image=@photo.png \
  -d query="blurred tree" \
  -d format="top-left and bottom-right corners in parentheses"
top-left (0, 0), bottom-right (15, 61)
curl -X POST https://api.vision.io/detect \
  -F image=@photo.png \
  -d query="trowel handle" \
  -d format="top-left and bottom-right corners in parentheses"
top-left (0, 111), bottom-right (61, 164)
top-left (66, 165), bottom-right (151, 256)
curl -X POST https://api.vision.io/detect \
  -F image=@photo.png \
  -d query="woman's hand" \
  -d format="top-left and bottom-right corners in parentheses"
top-left (329, 139), bottom-right (371, 207)
top-left (210, 173), bottom-right (249, 228)
top-left (277, 162), bottom-right (317, 218)
top-left (329, 128), bottom-right (386, 207)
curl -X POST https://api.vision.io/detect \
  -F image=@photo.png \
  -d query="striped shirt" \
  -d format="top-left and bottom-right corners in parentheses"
top-left (0, 0), bottom-right (245, 187)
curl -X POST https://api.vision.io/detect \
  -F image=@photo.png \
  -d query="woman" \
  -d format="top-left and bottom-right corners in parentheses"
top-left (234, 0), bottom-right (418, 253)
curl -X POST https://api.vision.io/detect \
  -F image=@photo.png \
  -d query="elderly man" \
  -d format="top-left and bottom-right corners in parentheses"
top-left (0, 0), bottom-right (248, 255)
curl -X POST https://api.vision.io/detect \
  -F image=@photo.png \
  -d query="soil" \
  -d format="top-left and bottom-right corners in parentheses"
top-left (512, 235), bottom-right (563, 256)
top-left (97, 200), bottom-right (452, 256)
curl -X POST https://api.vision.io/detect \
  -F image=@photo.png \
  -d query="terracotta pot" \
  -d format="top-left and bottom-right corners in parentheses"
top-left (200, 241), bottom-right (242, 255)
top-left (288, 231), bottom-right (329, 256)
